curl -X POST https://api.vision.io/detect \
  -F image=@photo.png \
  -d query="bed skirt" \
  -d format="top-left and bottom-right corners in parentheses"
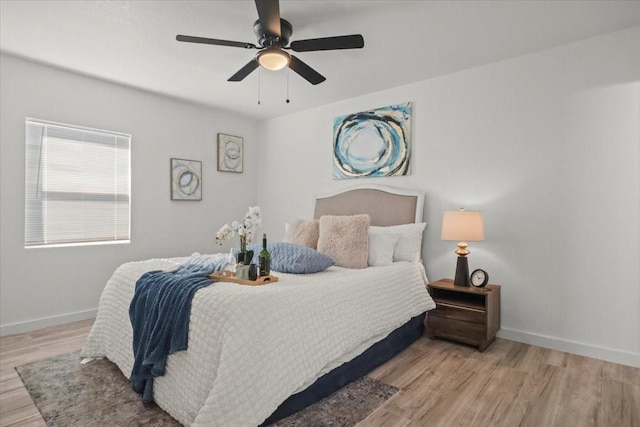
top-left (262, 312), bottom-right (426, 425)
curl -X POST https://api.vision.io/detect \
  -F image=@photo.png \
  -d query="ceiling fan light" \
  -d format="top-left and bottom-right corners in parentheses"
top-left (258, 49), bottom-right (290, 71)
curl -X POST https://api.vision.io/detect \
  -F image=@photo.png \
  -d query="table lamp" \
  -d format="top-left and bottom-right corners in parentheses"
top-left (441, 209), bottom-right (484, 286)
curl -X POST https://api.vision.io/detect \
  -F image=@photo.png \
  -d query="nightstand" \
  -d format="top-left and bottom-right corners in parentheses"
top-left (426, 278), bottom-right (501, 352)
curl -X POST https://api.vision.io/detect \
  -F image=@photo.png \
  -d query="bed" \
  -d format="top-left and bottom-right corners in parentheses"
top-left (81, 184), bottom-right (436, 426)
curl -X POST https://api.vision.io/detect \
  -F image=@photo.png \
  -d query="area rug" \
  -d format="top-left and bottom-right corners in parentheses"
top-left (16, 352), bottom-right (398, 426)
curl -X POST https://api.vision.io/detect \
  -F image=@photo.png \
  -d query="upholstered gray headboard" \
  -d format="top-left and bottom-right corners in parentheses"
top-left (313, 185), bottom-right (424, 226)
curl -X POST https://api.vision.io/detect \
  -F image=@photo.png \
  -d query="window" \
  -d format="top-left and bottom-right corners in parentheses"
top-left (24, 118), bottom-right (131, 248)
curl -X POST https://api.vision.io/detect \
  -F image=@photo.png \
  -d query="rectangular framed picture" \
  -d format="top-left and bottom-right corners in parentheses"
top-left (217, 133), bottom-right (243, 173)
top-left (170, 158), bottom-right (202, 201)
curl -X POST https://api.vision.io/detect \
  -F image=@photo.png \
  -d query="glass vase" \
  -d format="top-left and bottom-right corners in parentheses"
top-left (237, 236), bottom-right (253, 265)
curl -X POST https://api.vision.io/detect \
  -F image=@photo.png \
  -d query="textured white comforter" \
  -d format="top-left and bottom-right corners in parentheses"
top-left (81, 257), bottom-right (435, 426)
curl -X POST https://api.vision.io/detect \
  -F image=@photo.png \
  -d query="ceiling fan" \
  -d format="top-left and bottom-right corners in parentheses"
top-left (176, 0), bottom-right (364, 85)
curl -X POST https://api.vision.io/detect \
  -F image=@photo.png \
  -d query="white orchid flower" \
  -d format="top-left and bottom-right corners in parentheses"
top-left (216, 206), bottom-right (261, 245)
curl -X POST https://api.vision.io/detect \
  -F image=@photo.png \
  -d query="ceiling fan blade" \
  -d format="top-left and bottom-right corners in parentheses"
top-left (288, 55), bottom-right (326, 85)
top-left (255, 0), bottom-right (281, 37)
top-left (176, 35), bottom-right (257, 49)
top-left (228, 59), bottom-right (259, 82)
top-left (290, 34), bottom-right (364, 52)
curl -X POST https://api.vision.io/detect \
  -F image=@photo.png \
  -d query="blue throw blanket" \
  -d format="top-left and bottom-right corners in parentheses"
top-left (129, 254), bottom-right (226, 403)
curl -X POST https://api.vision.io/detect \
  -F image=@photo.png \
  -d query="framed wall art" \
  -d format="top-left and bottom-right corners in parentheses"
top-left (332, 102), bottom-right (412, 179)
top-left (170, 158), bottom-right (202, 201)
top-left (217, 133), bottom-right (243, 173)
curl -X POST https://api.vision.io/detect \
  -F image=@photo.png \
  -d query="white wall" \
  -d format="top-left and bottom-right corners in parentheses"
top-left (256, 27), bottom-right (640, 367)
top-left (2, 27), bottom-right (638, 367)
top-left (0, 54), bottom-right (259, 335)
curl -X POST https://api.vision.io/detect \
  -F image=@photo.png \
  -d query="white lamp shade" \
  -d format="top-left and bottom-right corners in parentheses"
top-left (441, 210), bottom-right (484, 242)
top-left (258, 49), bottom-right (290, 71)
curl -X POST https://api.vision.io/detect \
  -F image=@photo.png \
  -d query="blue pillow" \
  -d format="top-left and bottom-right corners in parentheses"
top-left (247, 242), bottom-right (334, 274)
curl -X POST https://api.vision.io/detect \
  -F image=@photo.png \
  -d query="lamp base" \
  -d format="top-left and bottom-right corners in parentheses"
top-left (454, 256), bottom-right (470, 286)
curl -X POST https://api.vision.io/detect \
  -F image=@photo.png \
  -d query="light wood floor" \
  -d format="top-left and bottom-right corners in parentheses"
top-left (1, 320), bottom-right (638, 427)
top-left (1, 320), bottom-right (94, 426)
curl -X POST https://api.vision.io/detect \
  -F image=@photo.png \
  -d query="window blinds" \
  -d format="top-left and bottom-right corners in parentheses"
top-left (24, 118), bottom-right (131, 247)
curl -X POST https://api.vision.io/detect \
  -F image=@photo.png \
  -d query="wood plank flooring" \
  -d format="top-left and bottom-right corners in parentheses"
top-left (364, 337), bottom-right (640, 427)
top-left (0, 320), bottom-right (638, 426)
top-left (0, 320), bottom-right (93, 426)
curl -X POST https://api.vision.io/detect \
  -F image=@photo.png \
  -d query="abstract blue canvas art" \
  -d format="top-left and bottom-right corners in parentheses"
top-left (333, 102), bottom-right (411, 179)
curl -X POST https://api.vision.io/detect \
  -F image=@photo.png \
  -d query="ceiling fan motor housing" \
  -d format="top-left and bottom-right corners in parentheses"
top-left (253, 18), bottom-right (292, 47)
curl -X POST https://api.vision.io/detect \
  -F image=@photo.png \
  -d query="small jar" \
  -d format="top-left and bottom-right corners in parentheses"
top-left (248, 264), bottom-right (258, 281)
top-left (236, 265), bottom-right (249, 280)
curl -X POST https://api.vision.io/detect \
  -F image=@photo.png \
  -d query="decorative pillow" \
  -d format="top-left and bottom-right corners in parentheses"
top-left (283, 219), bottom-right (320, 249)
top-left (317, 214), bottom-right (370, 269)
top-left (247, 242), bottom-right (334, 274)
top-left (368, 232), bottom-right (401, 267)
top-left (369, 222), bottom-right (426, 263)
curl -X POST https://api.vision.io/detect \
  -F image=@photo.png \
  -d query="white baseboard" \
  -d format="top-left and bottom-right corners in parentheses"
top-left (497, 327), bottom-right (640, 368)
top-left (0, 309), bottom-right (97, 337)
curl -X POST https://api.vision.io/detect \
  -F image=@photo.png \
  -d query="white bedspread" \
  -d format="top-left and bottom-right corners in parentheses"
top-left (81, 257), bottom-right (435, 426)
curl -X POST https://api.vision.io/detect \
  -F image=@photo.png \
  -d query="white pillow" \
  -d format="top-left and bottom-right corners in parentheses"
top-left (369, 222), bottom-right (426, 263)
top-left (368, 233), bottom-right (400, 266)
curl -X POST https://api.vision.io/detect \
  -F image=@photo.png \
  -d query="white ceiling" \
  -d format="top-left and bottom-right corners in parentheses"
top-left (2, 1), bottom-right (639, 120)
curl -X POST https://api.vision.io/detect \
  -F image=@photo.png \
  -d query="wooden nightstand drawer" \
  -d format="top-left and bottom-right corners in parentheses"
top-left (432, 302), bottom-right (486, 323)
top-left (426, 278), bottom-right (501, 352)
top-left (427, 314), bottom-right (486, 346)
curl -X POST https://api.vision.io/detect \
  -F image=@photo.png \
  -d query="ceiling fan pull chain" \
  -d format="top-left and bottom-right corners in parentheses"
top-left (286, 68), bottom-right (290, 104)
top-left (258, 68), bottom-right (261, 105)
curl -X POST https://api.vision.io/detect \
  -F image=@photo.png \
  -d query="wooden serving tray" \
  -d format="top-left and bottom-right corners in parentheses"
top-left (209, 270), bottom-right (279, 286)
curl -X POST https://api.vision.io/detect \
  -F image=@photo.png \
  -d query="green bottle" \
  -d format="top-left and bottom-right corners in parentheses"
top-left (259, 233), bottom-right (271, 277)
